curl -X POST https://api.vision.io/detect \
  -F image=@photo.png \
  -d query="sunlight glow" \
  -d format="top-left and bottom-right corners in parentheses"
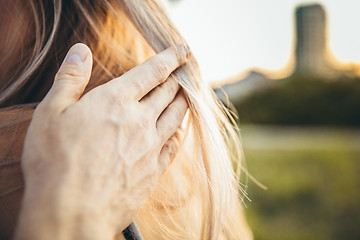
top-left (168, 0), bottom-right (360, 82)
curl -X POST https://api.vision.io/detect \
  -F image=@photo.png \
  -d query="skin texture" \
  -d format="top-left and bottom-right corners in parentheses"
top-left (14, 43), bottom-right (190, 240)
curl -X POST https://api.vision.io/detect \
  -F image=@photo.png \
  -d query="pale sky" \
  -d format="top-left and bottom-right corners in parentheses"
top-left (167, 0), bottom-right (360, 82)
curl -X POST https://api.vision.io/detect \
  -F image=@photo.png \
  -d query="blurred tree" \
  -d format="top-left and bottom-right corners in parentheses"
top-left (234, 75), bottom-right (360, 126)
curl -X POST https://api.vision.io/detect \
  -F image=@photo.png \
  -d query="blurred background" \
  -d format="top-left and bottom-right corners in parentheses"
top-left (167, 0), bottom-right (360, 239)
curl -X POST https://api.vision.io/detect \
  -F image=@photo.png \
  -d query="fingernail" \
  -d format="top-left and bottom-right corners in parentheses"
top-left (66, 44), bottom-right (89, 62)
top-left (66, 53), bottom-right (83, 62)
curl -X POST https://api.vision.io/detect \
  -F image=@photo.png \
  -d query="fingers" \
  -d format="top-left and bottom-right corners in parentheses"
top-left (158, 128), bottom-right (184, 173)
top-left (140, 75), bottom-right (180, 117)
top-left (42, 43), bottom-right (93, 112)
top-left (106, 44), bottom-right (190, 101)
top-left (156, 90), bottom-right (188, 145)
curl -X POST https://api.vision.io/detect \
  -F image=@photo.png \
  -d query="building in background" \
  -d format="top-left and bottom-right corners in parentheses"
top-left (294, 4), bottom-right (338, 77)
top-left (217, 3), bottom-right (347, 102)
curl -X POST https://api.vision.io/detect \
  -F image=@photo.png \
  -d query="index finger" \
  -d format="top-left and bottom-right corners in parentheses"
top-left (106, 44), bottom-right (191, 101)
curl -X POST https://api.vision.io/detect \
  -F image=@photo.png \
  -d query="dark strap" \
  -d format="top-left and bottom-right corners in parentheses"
top-left (122, 222), bottom-right (143, 240)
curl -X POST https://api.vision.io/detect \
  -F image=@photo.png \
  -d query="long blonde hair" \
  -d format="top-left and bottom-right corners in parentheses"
top-left (0, 0), bottom-right (252, 239)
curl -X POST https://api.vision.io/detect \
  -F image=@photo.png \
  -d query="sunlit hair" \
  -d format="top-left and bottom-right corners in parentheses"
top-left (0, 0), bottom-right (252, 239)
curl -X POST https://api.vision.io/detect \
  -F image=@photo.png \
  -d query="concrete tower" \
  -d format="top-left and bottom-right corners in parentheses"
top-left (295, 4), bottom-right (330, 76)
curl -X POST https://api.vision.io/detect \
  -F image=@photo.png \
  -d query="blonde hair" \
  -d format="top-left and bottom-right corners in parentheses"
top-left (0, 0), bottom-right (252, 239)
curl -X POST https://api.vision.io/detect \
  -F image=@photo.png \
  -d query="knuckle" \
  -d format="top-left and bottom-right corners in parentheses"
top-left (135, 115), bottom-right (152, 131)
top-left (152, 62), bottom-right (169, 81)
top-left (55, 64), bottom-right (85, 85)
top-left (169, 78), bottom-right (179, 92)
top-left (171, 107), bottom-right (183, 121)
top-left (161, 139), bottom-right (179, 167)
top-left (140, 119), bottom-right (151, 130)
top-left (108, 88), bottom-right (128, 108)
top-left (165, 139), bottom-right (178, 156)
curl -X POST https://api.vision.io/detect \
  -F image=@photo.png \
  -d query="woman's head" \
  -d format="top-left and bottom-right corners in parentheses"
top-left (0, 1), bottom-right (252, 239)
top-left (0, 0), bottom-right (153, 106)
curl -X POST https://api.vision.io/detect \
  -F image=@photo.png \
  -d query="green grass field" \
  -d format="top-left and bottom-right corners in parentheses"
top-left (240, 126), bottom-right (360, 240)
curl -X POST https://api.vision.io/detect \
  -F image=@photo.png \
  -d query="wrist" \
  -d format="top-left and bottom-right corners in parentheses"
top-left (15, 187), bottom-right (114, 240)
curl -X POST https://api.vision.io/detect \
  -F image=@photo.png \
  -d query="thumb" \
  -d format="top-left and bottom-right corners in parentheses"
top-left (43, 43), bottom-right (93, 112)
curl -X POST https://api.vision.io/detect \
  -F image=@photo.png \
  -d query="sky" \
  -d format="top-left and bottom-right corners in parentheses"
top-left (167, 0), bottom-right (360, 83)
